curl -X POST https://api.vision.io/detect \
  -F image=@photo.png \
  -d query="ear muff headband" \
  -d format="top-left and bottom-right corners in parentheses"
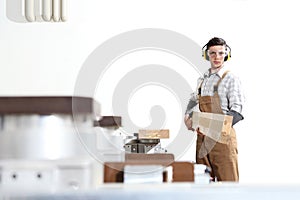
top-left (202, 44), bottom-right (231, 61)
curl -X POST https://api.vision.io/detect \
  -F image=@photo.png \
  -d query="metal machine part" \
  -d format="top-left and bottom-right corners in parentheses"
top-left (124, 138), bottom-right (161, 153)
top-left (124, 133), bottom-right (167, 153)
top-left (0, 159), bottom-right (101, 192)
top-left (0, 96), bottom-right (102, 191)
top-left (0, 114), bottom-right (97, 160)
top-left (94, 116), bottom-right (125, 162)
top-left (0, 96), bottom-right (100, 160)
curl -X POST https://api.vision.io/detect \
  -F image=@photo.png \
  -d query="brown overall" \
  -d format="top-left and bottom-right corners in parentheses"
top-left (196, 71), bottom-right (239, 181)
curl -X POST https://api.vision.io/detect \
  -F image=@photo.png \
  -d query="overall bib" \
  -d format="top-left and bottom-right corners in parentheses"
top-left (196, 72), bottom-right (239, 181)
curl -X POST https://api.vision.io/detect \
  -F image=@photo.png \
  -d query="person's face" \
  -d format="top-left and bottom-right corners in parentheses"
top-left (207, 45), bottom-right (227, 69)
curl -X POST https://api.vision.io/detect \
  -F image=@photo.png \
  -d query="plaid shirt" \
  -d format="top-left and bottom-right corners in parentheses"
top-left (185, 67), bottom-right (244, 116)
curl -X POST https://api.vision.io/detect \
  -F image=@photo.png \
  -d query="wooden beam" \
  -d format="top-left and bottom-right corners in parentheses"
top-left (138, 129), bottom-right (169, 139)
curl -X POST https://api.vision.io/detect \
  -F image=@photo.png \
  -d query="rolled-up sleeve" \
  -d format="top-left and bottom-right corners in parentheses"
top-left (227, 76), bottom-right (245, 114)
top-left (185, 94), bottom-right (198, 117)
top-left (185, 77), bottom-right (202, 117)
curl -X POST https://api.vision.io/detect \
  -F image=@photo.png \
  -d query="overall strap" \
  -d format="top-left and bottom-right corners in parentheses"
top-left (198, 79), bottom-right (204, 95)
top-left (213, 70), bottom-right (230, 92)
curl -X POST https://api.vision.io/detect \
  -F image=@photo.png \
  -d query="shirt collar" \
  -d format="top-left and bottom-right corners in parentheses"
top-left (203, 65), bottom-right (227, 78)
top-left (217, 66), bottom-right (228, 78)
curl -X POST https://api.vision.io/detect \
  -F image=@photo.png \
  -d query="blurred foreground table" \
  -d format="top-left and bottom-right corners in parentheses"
top-left (2, 183), bottom-right (300, 200)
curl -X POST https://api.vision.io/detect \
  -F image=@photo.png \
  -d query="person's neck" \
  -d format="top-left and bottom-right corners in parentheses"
top-left (210, 65), bottom-right (223, 74)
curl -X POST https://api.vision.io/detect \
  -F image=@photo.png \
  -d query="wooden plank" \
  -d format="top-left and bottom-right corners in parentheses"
top-left (138, 129), bottom-right (169, 139)
top-left (192, 111), bottom-right (233, 144)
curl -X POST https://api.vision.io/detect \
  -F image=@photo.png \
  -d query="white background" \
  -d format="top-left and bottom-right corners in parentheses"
top-left (1, 0), bottom-right (300, 184)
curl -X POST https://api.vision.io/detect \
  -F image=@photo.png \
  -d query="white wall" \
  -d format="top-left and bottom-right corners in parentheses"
top-left (1, 0), bottom-right (300, 184)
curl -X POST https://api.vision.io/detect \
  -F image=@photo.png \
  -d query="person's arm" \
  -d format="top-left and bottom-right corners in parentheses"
top-left (227, 110), bottom-right (244, 126)
top-left (185, 98), bottom-right (198, 118)
top-left (184, 77), bottom-right (202, 130)
top-left (227, 75), bottom-right (245, 126)
top-left (184, 114), bottom-right (194, 131)
top-left (184, 98), bottom-right (197, 131)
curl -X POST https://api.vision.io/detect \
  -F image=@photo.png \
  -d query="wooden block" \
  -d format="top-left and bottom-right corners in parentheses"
top-left (138, 129), bottom-right (169, 139)
top-left (192, 111), bottom-right (233, 144)
top-left (171, 162), bottom-right (194, 182)
top-left (103, 161), bottom-right (194, 183)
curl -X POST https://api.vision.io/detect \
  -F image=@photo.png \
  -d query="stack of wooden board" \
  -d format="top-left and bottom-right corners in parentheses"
top-left (192, 111), bottom-right (233, 144)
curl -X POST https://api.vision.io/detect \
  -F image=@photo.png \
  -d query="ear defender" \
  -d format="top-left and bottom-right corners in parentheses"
top-left (202, 44), bottom-right (232, 62)
top-left (224, 45), bottom-right (231, 61)
top-left (202, 44), bottom-right (210, 61)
